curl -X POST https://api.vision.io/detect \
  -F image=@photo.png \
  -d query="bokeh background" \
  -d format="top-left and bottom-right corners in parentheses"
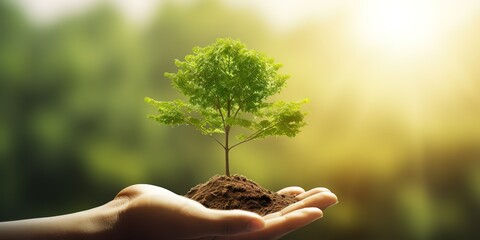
top-left (1, 0), bottom-right (479, 239)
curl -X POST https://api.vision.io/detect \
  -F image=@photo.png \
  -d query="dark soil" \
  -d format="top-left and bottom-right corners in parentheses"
top-left (185, 174), bottom-right (297, 216)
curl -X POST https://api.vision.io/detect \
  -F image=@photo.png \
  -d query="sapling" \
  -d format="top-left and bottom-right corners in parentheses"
top-left (145, 38), bottom-right (307, 176)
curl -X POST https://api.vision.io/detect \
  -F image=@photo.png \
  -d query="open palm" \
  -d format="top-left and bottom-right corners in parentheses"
top-left (116, 184), bottom-right (338, 240)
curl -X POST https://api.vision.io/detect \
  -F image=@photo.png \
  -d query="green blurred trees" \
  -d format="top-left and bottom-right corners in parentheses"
top-left (1, 2), bottom-right (148, 218)
top-left (0, 0), bottom-right (32, 216)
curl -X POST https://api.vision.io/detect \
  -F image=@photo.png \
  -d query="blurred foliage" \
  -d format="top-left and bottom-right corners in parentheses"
top-left (1, 0), bottom-right (479, 239)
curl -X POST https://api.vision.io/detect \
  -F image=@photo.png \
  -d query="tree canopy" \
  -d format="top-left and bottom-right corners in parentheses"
top-left (146, 38), bottom-right (307, 176)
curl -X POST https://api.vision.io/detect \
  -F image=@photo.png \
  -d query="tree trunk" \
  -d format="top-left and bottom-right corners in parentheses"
top-left (225, 126), bottom-right (230, 176)
top-left (225, 147), bottom-right (230, 177)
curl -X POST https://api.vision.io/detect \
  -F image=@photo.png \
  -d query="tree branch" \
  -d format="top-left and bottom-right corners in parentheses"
top-left (229, 121), bottom-right (280, 150)
top-left (208, 134), bottom-right (226, 149)
top-left (216, 96), bottom-right (225, 125)
top-left (227, 97), bottom-right (232, 118)
top-left (233, 105), bottom-right (242, 119)
top-left (183, 115), bottom-right (226, 149)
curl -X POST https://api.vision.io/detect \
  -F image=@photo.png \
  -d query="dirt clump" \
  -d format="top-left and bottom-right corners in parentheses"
top-left (185, 175), bottom-right (297, 216)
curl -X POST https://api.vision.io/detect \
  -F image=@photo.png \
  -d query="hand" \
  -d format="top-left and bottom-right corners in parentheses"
top-left (115, 184), bottom-right (338, 240)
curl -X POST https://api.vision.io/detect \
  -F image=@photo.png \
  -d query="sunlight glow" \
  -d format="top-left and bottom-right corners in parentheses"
top-left (339, 0), bottom-right (480, 137)
top-left (354, 0), bottom-right (439, 57)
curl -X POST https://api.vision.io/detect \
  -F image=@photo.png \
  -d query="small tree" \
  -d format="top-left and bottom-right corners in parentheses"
top-left (145, 38), bottom-right (307, 176)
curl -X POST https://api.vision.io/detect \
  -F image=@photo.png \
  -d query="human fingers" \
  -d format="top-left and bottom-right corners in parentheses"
top-left (189, 208), bottom-right (265, 237)
top-left (264, 191), bottom-right (337, 220)
top-left (261, 207), bottom-right (323, 240)
top-left (295, 187), bottom-right (332, 200)
top-left (276, 186), bottom-right (305, 196)
top-left (225, 207), bottom-right (322, 240)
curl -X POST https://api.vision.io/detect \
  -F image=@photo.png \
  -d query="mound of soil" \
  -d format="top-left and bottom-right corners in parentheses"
top-left (185, 174), bottom-right (297, 216)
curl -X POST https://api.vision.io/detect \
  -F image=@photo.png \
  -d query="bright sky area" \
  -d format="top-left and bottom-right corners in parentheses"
top-left (15, 0), bottom-right (480, 28)
top-left (14, 0), bottom-right (480, 137)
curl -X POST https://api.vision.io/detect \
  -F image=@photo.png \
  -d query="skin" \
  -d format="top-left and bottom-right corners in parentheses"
top-left (0, 184), bottom-right (338, 240)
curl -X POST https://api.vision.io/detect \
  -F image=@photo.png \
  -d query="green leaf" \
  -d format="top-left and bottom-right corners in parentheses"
top-left (253, 99), bottom-right (308, 138)
top-left (145, 98), bottom-right (192, 126)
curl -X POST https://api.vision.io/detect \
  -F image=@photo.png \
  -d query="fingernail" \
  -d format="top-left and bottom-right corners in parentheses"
top-left (325, 200), bottom-right (338, 210)
top-left (306, 207), bottom-right (323, 219)
top-left (325, 193), bottom-right (339, 209)
top-left (246, 219), bottom-right (265, 232)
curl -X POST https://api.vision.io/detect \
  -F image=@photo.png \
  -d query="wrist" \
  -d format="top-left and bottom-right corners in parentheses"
top-left (0, 197), bottom-right (129, 240)
top-left (87, 196), bottom-right (130, 240)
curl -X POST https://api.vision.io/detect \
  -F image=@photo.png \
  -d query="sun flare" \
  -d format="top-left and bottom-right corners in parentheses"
top-left (339, 0), bottom-right (480, 134)
top-left (354, 0), bottom-right (439, 57)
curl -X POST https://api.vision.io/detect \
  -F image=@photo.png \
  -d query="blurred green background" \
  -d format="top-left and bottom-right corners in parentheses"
top-left (1, 0), bottom-right (479, 239)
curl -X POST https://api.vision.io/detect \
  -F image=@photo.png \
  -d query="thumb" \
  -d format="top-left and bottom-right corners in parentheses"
top-left (198, 209), bottom-right (265, 236)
